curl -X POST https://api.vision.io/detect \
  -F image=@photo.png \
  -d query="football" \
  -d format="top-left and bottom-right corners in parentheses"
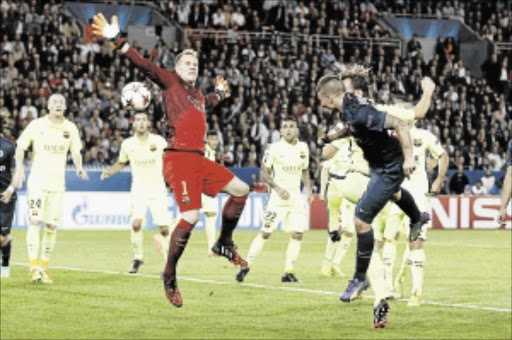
top-left (121, 82), bottom-right (151, 111)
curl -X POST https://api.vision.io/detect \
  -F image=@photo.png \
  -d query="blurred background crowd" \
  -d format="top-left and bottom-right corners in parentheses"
top-left (0, 0), bottom-right (511, 194)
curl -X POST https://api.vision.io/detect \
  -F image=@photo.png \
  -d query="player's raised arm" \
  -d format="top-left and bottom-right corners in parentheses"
top-left (318, 123), bottom-right (350, 146)
top-left (412, 77), bottom-right (435, 120)
top-left (92, 13), bottom-right (175, 89)
top-left (383, 115), bottom-right (415, 177)
top-left (426, 133), bottom-right (448, 195)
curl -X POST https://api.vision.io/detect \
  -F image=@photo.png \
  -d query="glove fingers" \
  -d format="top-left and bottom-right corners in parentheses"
top-left (111, 15), bottom-right (119, 27)
top-left (96, 13), bottom-right (107, 25)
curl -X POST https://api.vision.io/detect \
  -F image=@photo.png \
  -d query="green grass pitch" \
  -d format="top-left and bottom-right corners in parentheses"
top-left (1, 229), bottom-right (511, 339)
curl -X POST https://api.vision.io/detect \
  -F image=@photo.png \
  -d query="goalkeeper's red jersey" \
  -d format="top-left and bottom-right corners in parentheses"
top-left (125, 47), bottom-right (220, 153)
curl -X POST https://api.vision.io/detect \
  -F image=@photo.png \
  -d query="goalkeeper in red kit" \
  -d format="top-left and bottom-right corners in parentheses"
top-left (93, 14), bottom-right (250, 307)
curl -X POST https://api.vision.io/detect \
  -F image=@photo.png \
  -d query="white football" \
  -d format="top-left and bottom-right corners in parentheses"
top-left (121, 82), bottom-right (151, 111)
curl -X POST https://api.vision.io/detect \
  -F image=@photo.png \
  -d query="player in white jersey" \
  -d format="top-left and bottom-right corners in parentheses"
top-left (12, 94), bottom-right (88, 283)
top-left (101, 112), bottom-right (172, 274)
top-left (236, 116), bottom-right (313, 283)
top-left (319, 137), bottom-right (367, 278)
top-left (202, 131), bottom-right (220, 256)
top-left (382, 124), bottom-right (447, 306)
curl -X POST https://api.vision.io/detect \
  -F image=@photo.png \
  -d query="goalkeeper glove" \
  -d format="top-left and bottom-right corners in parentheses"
top-left (213, 75), bottom-right (230, 100)
top-left (92, 13), bottom-right (125, 49)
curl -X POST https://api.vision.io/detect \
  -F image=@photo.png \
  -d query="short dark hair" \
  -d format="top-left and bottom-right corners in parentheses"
top-left (281, 115), bottom-right (297, 127)
top-left (206, 130), bottom-right (218, 137)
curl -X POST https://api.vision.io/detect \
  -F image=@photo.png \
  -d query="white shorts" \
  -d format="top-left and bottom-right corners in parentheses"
top-left (27, 187), bottom-right (64, 226)
top-left (386, 190), bottom-right (430, 241)
top-left (131, 190), bottom-right (172, 227)
top-left (260, 198), bottom-right (306, 233)
top-left (201, 194), bottom-right (217, 214)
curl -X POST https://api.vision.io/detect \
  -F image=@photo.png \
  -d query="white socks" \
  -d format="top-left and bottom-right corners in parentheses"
top-left (40, 228), bottom-right (57, 267)
top-left (382, 240), bottom-right (397, 293)
top-left (131, 229), bottom-right (143, 261)
top-left (284, 238), bottom-right (301, 273)
top-left (410, 248), bottom-right (426, 296)
top-left (27, 223), bottom-right (40, 269)
top-left (368, 252), bottom-right (388, 307)
top-left (333, 235), bottom-right (352, 267)
top-left (205, 215), bottom-right (217, 252)
top-left (247, 233), bottom-right (267, 265)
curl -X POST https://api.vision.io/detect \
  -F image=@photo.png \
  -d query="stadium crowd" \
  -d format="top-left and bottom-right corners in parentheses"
top-left (0, 0), bottom-right (510, 194)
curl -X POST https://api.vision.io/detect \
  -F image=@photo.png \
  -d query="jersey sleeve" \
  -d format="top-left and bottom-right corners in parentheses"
top-left (69, 123), bottom-right (82, 155)
top-left (125, 47), bottom-right (178, 89)
top-left (157, 135), bottom-right (167, 150)
top-left (16, 120), bottom-right (37, 150)
top-left (425, 131), bottom-right (445, 159)
top-left (118, 140), bottom-right (130, 163)
top-left (262, 145), bottom-right (274, 168)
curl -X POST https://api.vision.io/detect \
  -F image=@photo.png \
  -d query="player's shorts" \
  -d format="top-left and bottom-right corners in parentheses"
top-left (131, 189), bottom-right (172, 226)
top-left (27, 187), bottom-right (64, 226)
top-left (386, 189), bottom-right (430, 241)
top-left (201, 193), bottom-right (218, 214)
top-left (164, 151), bottom-right (234, 212)
top-left (0, 194), bottom-right (16, 236)
top-left (260, 196), bottom-right (306, 233)
top-left (356, 165), bottom-right (404, 224)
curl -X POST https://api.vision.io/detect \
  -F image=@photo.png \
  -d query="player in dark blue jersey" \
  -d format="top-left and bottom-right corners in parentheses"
top-left (0, 131), bottom-right (17, 278)
top-left (316, 73), bottom-right (433, 328)
top-left (498, 140), bottom-right (512, 226)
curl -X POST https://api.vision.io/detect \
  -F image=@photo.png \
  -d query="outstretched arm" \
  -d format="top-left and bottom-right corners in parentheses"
top-left (413, 77), bottom-right (435, 119)
top-left (92, 13), bottom-right (175, 89)
top-left (101, 160), bottom-right (127, 180)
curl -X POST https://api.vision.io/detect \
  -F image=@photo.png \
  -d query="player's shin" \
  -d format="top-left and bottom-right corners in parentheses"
top-left (163, 219), bottom-right (194, 281)
top-left (1, 236), bottom-right (12, 267)
top-left (284, 235), bottom-right (302, 273)
top-left (333, 233), bottom-right (352, 268)
top-left (205, 214), bottom-right (217, 253)
top-left (382, 239), bottom-right (397, 293)
top-left (26, 223), bottom-right (40, 269)
top-left (354, 228), bottom-right (374, 280)
top-left (131, 228), bottom-right (144, 261)
top-left (40, 227), bottom-right (57, 268)
top-left (368, 252), bottom-right (388, 305)
top-left (219, 195), bottom-right (248, 245)
top-left (410, 248), bottom-right (426, 297)
top-left (247, 233), bottom-right (267, 265)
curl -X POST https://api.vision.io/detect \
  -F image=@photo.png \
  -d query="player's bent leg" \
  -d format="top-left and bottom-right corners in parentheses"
top-left (282, 232), bottom-right (302, 283)
top-left (40, 224), bottom-right (57, 284)
top-left (236, 231), bottom-right (271, 282)
top-left (408, 238), bottom-right (425, 307)
top-left (332, 230), bottom-right (352, 277)
top-left (393, 189), bottom-right (429, 242)
top-left (129, 219), bottom-right (144, 274)
top-left (204, 212), bottom-right (217, 256)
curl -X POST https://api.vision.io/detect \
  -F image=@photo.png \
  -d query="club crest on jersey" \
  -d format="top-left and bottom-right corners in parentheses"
top-left (413, 138), bottom-right (423, 147)
top-left (63, 130), bottom-right (70, 138)
top-left (188, 95), bottom-right (205, 112)
top-left (182, 195), bottom-right (190, 206)
top-left (150, 144), bottom-right (157, 152)
top-left (300, 150), bottom-right (306, 159)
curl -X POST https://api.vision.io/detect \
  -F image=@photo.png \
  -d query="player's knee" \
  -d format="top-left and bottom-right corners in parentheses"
top-left (234, 182), bottom-right (250, 197)
top-left (374, 240), bottom-right (383, 252)
top-left (354, 217), bottom-right (370, 233)
top-left (132, 219), bottom-right (143, 232)
top-left (328, 230), bottom-right (341, 242)
top-left (29, 216), bottom-right (42, 226)
top-left (410, 239), bottom-right (423, 250)
top-left (45, 224), bottom-right (57, 231)
top-left (159, 225), bottom-right (169, 236)
top-left (291, 232), bottom-right (303, 241)
top-left (205, 212), bottom-right (216, 218)
top-left (394, 232), bottom-right (400, 241)
top-left (182, 210), bottom-right (200, 225)
top-left (0, 235), bottom-right (7, 246)
top-left (261, 231), bottom-right (271, 239)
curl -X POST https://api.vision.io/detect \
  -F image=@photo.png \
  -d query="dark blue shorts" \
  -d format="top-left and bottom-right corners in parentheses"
top-left (0, 195), bottom-right (16, 236)
top-left (355, 167), bottom-right (404, 224)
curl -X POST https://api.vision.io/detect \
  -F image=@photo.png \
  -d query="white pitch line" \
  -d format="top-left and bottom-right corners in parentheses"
top-left (12, 263), bottom-right (512, 313)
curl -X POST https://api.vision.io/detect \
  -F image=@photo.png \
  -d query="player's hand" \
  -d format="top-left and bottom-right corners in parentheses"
top-left (429, 178), bottom-right (443, 196)
top-left (100, 169), bottom-right (112, 180)
top-left (92, 13), bottom-right (120, 40)
top-left (421, 77), bottom-right (435, 94)
top-left (403, 158), bottom-right (416, 178)
top-left (214, 75), bottom-right (230, 99)
top-left (0, 189), bottom-right (13, 204)
top-left (277, 187), bottom-right (290, 200)
top-left (497, 208), bottom-right (507, 227)
top-left (77, 168), bottom-right (89, 181)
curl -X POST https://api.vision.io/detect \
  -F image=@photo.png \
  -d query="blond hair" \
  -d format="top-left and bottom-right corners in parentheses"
top-left (341, 65), bottom-right (371, 90)
top-left (175, 49), bottom-right (198, 65)
top-left (316, 73), bottom-right (346, 96)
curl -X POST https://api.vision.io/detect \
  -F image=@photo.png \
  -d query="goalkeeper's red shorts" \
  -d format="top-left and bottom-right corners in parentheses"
top-left (164, 150), bottom-right (234, 212)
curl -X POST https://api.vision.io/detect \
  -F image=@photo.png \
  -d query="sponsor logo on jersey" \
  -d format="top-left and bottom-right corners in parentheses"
top-left (413, 138), bottom-right (423, 147)
top-left (182, 195), bottom-right (190, 206)
top-left (63, 130), bottom-right (70, 139)
top-left (44, 144), bottom-right (67, 153)
top-left (133, 159), bottom-right (156, 167)
top-left (187, 95), bottom-right (205, 112)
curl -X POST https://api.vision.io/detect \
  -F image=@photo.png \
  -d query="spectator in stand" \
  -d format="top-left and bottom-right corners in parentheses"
top-left (449, 165), bottom-right (470, 194)
top-left (407, 34), bottom-right (422, 57)
top-left (481, 168), bottom-right (496, 193)
top-left (471, 180), bottom-right (487, 195)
